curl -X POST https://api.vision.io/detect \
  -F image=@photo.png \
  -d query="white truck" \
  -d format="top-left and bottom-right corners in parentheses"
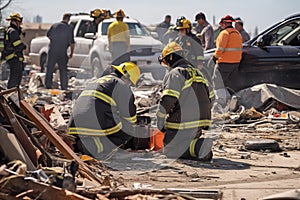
top-left (29, 13), bottom-right (164, 77)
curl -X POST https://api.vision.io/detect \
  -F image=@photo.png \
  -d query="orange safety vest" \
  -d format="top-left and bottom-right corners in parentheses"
top-left (214, 27), bottom-right (242, 63)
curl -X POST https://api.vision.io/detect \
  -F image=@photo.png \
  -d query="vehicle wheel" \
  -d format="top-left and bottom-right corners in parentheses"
top-left (40, 53), bottom-right (48, 72)
top-left (91, 56), bottom-right (103, 78)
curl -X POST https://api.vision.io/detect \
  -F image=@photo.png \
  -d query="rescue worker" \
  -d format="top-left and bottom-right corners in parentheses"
top-left (155, 15), bottom-right (173, 44)
top-left (157, 42), bottom-right (213, 161)
top-left (193, 12), bottom-right (215, 50)
top-left (234, 17), bottom-right (250, 43)
top-left (3, 13), bottom-right (26, 89)
top-left (107, 9), bottom-right (130, 65)
top-left (68, 62), bottom-right (140, 159)
top-left (174, 18), bottom-right (204, 69)
top-left (212, 15), bottom-right (242, 90)
top-left (45, 13), bottom-right (75, 90)
top-left (86, 9), bottom-right (109, 34)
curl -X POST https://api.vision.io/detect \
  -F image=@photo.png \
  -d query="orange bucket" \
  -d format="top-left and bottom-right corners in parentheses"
top-left (149, 128), bottom-right (164, 150)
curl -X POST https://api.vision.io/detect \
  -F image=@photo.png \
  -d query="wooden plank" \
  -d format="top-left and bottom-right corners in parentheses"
top-left (0, 175), bottom-right (90, 200)
top-left (20, 100), bottom-right (103, 185)
top-left (0, 97), bottom-right (38, 166)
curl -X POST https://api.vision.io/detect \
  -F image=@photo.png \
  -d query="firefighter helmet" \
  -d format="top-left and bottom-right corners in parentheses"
top-left (158, 42), bottom-right (183, 64)
top-left (219, 15), bottom-right (235, 25)
top-left (112, 62), bottom-right (140, 85)
top-left (114, 9), bottom-right (125, 18)
top-left (176, 16), bottom-right (186, 25)
top-left (90, 9), bottom-right (103, 18)
top-left (176, 19), bottom-right (192, 29)
top-left (6, 12), bottom-right (23, 22)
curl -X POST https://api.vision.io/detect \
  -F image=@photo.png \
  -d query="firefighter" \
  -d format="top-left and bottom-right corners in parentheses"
top-left (212, 15), bottom-right (242, 90)
top-left (68, 62), bottom-right (140, 159)
top-left (157, 42), bottom-right (213, 161)
top-left (174, 18), bottom-right (204, 69)
top-left (86, 9), bottom-right (110, 34)
top-left (107, 9), bottom-right (130, 65)
top-left (3, 13), bottom-right (26, 89)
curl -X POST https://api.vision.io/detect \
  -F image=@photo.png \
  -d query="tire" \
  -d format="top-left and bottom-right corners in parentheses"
top-left (40, 53), bottom-right (47, 72)
top-left (91, 56), bottom-right (103, 78)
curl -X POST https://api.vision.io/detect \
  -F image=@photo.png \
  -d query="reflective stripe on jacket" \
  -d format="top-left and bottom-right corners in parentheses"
top-left (214, 27), bottom-right (242, 63)
top-left (3, 24), bottom-right (25, 62)
top-left (68, 74), bottom-right (137, 136)
top-left (157, 60), bottom-right (212, 130)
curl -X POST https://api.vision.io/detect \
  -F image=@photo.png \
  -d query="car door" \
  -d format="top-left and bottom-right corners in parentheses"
top-left (238, 18), bottom-right (300, 90)
top-left (68, 19), bottom-right (94, 68)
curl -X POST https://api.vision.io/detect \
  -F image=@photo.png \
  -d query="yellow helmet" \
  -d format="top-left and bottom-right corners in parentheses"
top-left (161, 42), bottom-right (183, 59)
top-left (6, 12), bottom-right (23, 22)
top-left (112, 62), bottom-right (140, 85)
top-left (176, 19), bottom-right (192, 29)
top-left (114, 9), bottom-right (125, 18)
top-left (90, 9), bottom-right (103, 18)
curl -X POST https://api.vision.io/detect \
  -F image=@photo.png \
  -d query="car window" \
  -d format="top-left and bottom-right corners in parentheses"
top-left (70, 20), bottom-right (78, 33)
top-left (76, 20), bottom-right (91, 37)
top-left (269, 20), bottom-right (300, 46)
top-left (101, 22), bottom-right (149, 36)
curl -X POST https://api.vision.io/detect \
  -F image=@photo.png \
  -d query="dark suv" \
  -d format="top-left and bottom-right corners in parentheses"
top-left (204, 13), bottom-right (300, 92)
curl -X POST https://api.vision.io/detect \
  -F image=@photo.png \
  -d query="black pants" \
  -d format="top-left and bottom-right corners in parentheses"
top-left (45, 50), bottom-right (68, 90)
top-left (74, 131), bottom-right (133, 160)
top-left (214, 62), bottom-right (239, 90)
top-left (7, 59), bottom-right (24, 89)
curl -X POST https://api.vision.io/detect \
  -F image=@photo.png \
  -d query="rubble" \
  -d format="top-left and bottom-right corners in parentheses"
top-left (0, 68), bottom-right (299, 199)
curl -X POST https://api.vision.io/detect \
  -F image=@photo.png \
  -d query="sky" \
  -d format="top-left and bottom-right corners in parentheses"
top-left (4, 0), bottom-right (300, 37)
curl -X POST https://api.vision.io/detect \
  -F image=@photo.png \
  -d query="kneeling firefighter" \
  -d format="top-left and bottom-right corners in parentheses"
top-left (157, 42), bottom-right (214, 161)
top-left (68, 62), bottom-right (140, 159)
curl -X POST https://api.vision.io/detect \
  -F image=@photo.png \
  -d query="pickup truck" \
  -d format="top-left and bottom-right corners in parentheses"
top-left (29, 13), bottom-right (163, 77)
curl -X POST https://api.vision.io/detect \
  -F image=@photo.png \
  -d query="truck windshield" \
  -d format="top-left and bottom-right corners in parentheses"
top-left (101, 22), bottom-right (149, 36)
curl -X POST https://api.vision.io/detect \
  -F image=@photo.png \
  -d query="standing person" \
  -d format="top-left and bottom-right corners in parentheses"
top-left (68, 62), bottom-right (140, 159)
top-left (212, 15), bottom-right (242, 89)
top-left (174, 18), bottom-right (204, 69)
top-left (234, 17), bottom-right (250, 43)
top-left (194, 12), bottom-right (215, 50)
top-left (156, 15), bottom-right (172, 44)
top-left (107, 9), bottom-right (130, 65)
top-left (157, 42), bottom-right (213, 161)
top-left (45, 13), bottom-right (75, 90)
top-left (86, 9), bottom-right (109, 34)
top-left (3, 13), bottom-right (26, 89)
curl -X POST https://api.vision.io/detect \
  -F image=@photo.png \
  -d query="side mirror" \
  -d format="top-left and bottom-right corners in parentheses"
top-left (150, 31), bottom-right (159, 39)
top-left (256, 35), bottom-right (272, 47)
top-left (84, 33), bottom-right (96, 39)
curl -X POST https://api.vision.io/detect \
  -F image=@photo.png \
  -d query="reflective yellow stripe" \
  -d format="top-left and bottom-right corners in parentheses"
top-left (124, 115), bottom-right (137, 123)
top-left (0, 44), bottom-right (4, 48)
top-left (162, 89), bottom-right (180, 99)
top-left (13, 40), bottom-right (21, 47)
top-left (157, 111), bottom-right (167, 118)
top-left (217, 47), bottom-right (242, 52)
top-left (5, 53), bottom-right (15, 61)
top-left (93, 137), bottom-right (103, 154)
top-left (196, 55), bottom-right (204, 60)
top-left (189, 138), bottom-right (198, 157)
top-left (209, 90), bottom-right (215, 99)
top-left (80, 90), bottom-right (117, 107)
top-left (182, 76), bottom-right (208, 91)
top-left (68, 122), bottom-right (122, 136)
top-left (97, 75), bottom-right (114, 84)
top-left (165, 119), bottom-right (211, 130)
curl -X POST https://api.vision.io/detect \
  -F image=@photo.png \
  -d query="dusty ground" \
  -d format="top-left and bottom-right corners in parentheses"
top-left (105, 127), bottom-right (300, 200)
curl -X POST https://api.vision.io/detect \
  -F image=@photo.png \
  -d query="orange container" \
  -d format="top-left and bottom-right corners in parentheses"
top-left (149, 128), bottom-right (164, 150)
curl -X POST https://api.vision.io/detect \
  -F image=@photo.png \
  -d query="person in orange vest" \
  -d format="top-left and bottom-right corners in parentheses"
top-left (212, 15), bottom-right (242, 90)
